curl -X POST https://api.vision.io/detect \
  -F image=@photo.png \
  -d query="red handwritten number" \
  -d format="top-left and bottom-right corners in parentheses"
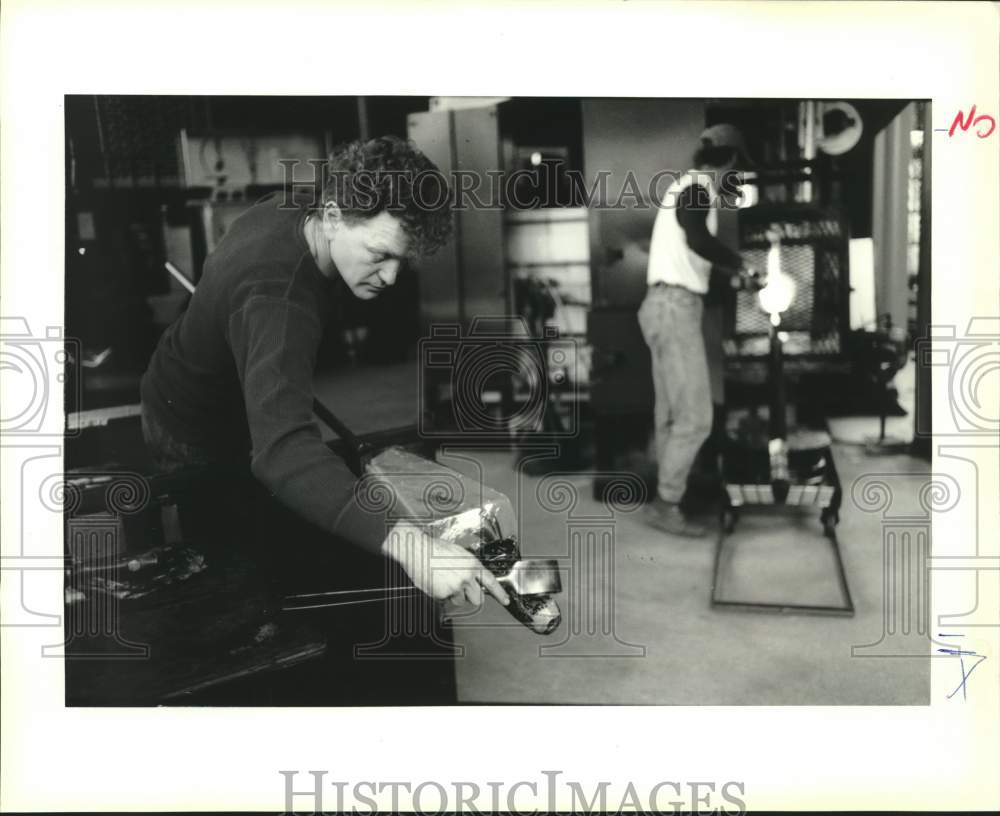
top-left (949, 105), bottom-right (997, 138)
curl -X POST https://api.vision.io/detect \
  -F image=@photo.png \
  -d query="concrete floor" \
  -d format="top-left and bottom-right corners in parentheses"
top-left (441, 365), bottom-right (930, 705)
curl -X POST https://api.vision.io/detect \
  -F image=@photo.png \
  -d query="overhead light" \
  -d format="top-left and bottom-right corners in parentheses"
top-left (530, 151), bottom-right (543, 166)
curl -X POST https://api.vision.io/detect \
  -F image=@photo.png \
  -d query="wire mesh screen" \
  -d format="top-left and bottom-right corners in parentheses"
top-left (94, 96), bottom-right (195, 185)
top-left (728, 207), bottom-right (847, 358)
top-left (735, 244), bottom-right (815, 334)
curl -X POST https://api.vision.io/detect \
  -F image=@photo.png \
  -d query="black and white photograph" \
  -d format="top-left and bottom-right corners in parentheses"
top-left (58, 94), bottom-right (936, 707)
top-left (2, 1), bottom-right (998, 814)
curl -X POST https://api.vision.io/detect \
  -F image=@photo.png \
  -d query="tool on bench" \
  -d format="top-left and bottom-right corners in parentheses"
top-left (309, 397), bottom-right (373, 477)
top-left (68, 551), bottom-right (160, 577)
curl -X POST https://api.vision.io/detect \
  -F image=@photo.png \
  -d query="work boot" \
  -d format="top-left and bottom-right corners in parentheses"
top-left (643, 498), bottom-right (708, 538)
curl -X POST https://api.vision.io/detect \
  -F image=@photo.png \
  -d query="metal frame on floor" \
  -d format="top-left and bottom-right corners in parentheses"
top-left (710, 453), bottom-right (855, 617)
top-left (710, 515), bottom-right (855, 616)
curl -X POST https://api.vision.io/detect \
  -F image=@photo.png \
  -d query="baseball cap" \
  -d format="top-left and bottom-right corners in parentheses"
top-left (699, 123), bottom-right (754, 168)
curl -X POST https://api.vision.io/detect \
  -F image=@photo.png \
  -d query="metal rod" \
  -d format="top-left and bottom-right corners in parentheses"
top-left (93, 95), bottom-right (112, 188)
top-left (711, 505), bottom-right (854, 616)
top-left (769, 323), bottom-right (787, 440)
top-left (283, 589), bottom-right (423, 612)
top-left (165, 261), bottom-right (196, 294)
top-left (827, 532), bottom-right (856, 615)
top-left (356, 96), bottom-right (370, 141)
top-left (711, 599), bottom-right (854, 617)
top-left (309, 397), bottom-right (366, 476)
top-left (285, 585), bottom-right (416, 601)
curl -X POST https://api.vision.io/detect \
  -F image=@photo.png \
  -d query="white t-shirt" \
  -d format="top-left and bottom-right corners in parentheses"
top-left (646, 171), bottom-right (719, 294)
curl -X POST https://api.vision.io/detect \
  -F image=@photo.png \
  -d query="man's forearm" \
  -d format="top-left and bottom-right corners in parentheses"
top-left (676, 183), bottom-right (746, 272)
top-left (251, 427), bottom-right (390, 554)
top-left (228, 295), bottom-right (393, 552)
top-left (686, 230), bottom-right (745, 271)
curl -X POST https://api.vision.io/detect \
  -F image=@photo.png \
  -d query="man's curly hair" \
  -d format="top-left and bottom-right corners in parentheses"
top-left (322, 136), bottom-right (454, 257)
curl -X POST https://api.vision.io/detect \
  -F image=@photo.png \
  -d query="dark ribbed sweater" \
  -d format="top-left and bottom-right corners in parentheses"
top-left (140, 193), bottom-right (388, 553)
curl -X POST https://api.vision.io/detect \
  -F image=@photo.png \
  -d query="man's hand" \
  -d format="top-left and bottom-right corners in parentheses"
top-left (382, 521), bottom-right (510, 607)
top-left (731, 265), bottom-right (763, 291)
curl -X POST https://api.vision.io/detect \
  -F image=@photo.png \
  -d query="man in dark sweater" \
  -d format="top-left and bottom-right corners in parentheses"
top-left (141, 136), bottom-right (509, 609)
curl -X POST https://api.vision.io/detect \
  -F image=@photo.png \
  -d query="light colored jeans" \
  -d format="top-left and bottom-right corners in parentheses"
top-left (638, 286), bottom-right (713, 503)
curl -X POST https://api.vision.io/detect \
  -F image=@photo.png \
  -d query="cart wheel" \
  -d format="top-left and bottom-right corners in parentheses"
top-left (720, 508), bottom-right (737, 534)
top-left (821, 508), bottom-right (839, 537)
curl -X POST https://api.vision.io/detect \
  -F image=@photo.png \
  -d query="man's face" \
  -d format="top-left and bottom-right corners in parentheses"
top-left (324, 208), bottom-right (411, 300)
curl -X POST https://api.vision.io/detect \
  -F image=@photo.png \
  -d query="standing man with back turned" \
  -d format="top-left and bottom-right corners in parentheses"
top-left (639, 124), bottom-right (756, 537)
